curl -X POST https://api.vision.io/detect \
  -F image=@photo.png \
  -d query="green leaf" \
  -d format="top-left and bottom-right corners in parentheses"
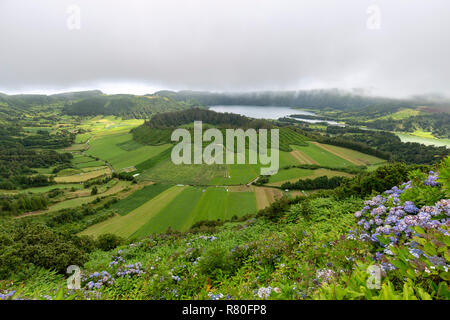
top-left (416, 287), bottom-right (432, 300)
top-left (437, 282), bottom-right (450, 299)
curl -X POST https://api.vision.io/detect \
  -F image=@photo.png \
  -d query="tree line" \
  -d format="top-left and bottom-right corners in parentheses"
top-left (281, 175), bottom-right (346, 190)
top-left (144, 108), bottom-right (272, 129)
top-left (323, 126), bottom-right (447, 165)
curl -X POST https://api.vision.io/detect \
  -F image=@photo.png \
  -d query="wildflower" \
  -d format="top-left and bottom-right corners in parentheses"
top-left (171, 275), bottom-right (181, 282)
top-left (208, 292), bottom-right (224, 300)
top-left (257, 287), bottom-right (272, 299)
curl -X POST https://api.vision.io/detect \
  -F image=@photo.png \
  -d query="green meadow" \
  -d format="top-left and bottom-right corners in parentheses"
top-left (132, 187), bottom-right (257, 237)
top-left (80, 186), bottom-right (257, 239)
top-left (268, 167), bottom-right (315, 183)
top-left (109, 183), bottom-right (171, 216)
top-left (79, 186), bottom-right (187, 238)
top-left (86, 133), bottom-right (172, 170)
top-left (291, 143), bottom-right (354, 167)
top-left (396, 132), bottom-right (450, 148)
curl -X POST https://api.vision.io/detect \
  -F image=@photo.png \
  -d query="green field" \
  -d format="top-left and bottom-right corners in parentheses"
top-left (395, 132), bottom-right (450, 148)
top-left (140, 158), bottom-right (228, 185)
top-left (109, 183), bottom-right (171, 216)
top-left (54, 167), bottom-right (111, 183)
top-left (279, 151), bottom-right (300, 167)
top-left (74, 133), bottom-right (91, 144)
top-left (131, 187), bottom-right (204, 237)
top-left (209, 163), bottom-right (260, 185)
top-left (291, 143), bottom-right (354, 167)
top-left (79, 186), bottom-right (187, 238)
top-left (140, 146), bottom-right (290, 186)
top-left (80, 185), bottom-right (257, 238)
top-left (314, 143), bottom-right (385, 166)
top-left (86, 132), bottom-right (172, 170)
top-left (75, 160), bottom-right (106, 169)
top-left (11, 184), bottom-right (84, 194)
top-left (268, 167), bottom-right (315, 183)
top-left (267, 168), bottom-right (355, 187)
top-left (375, 108), bottom-right (422, 121)
top-left (132, 187), bottom-right (257, 237)
top-left (77, 116), bottom-right (144, 135)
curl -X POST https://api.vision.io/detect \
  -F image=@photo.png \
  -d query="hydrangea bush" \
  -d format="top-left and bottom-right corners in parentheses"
top-left (321, 167), bottom-right (450, 300)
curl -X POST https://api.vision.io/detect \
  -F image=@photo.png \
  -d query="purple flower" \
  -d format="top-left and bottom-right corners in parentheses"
top-left (404, 201), bottom-right (419, 214)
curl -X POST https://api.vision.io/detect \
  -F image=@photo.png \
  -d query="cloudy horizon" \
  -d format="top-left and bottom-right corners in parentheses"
top-left (1, 0), bottom-right (449, 99)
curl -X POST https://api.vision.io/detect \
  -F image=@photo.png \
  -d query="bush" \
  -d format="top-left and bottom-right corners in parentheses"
top-left (12, 223), bottom-right (88, 275)
top-left (96, 233), bottom-right (123, 251)
top-left (0, 230), bottom-right (22, 279)
top-left (287, 200), bottom-right (315, 222)
top-left (198, 245), bottom-right (238, 281)
top-left (257, 195), bottom-right (303, 221)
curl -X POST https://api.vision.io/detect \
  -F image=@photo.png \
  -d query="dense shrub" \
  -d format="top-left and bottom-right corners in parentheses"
top-left (281, 175), bottom-right (346, 191)
top-left (96, 233), bottom-right (123, 251)
top-left (0, 193), bottom-right (48, 216)
top-left (334, 162), bottom-right (427, 199)
top-left (0, 222), bottom-right (88, 279)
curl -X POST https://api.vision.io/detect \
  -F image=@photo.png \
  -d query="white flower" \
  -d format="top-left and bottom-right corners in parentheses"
top-left (257, 287), bottom-right (272, 299)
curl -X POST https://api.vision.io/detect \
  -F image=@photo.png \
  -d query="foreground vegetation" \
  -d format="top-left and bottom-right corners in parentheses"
top-left (0, 158), bottom-right (448, 300)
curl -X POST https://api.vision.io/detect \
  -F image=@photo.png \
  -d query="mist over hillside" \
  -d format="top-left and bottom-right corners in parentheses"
top-left (155, 89), bottom-right (450, 112)
top-left (1, 88), bottom-right (448, 112)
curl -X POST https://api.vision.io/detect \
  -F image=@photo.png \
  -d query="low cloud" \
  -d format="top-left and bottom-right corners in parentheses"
top-left (0, 0), bottom-right (449, 98)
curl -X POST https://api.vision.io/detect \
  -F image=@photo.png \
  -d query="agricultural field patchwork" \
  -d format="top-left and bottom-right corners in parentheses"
top-left (80, 185), bottom-right (258, 238)
top-left (79, 186), bottom-right (187, 238)
top-left (1, 110), bottom-right (421, 249)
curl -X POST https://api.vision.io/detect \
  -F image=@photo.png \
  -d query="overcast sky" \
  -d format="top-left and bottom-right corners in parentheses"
top-left (0, 0), bottom-right (449, 98)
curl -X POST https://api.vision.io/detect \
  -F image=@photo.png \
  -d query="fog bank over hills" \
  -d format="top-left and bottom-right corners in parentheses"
top-left (1, 89), bottom-right (449, 113)
top-left (1, 1), bottom-right (450, 98)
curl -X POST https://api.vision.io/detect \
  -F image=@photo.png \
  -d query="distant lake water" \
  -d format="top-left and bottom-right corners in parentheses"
top-left (209, 105), bottom-right (342, 126)
top-left (209, 105), bottom-right (315, 120)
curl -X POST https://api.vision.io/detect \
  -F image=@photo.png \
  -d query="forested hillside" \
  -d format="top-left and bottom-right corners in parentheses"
top-left (63, 94), bottom-right (192, 119)
top-left (143, 108), bottom-right (271, 129)
top-left (155, 89), bottom-right (431, 111)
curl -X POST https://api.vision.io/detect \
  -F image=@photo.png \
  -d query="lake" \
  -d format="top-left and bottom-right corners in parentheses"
top-left (209, 105), bottom-right (314, 120)
top-left (209, 105), bottom-right (343, 126)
